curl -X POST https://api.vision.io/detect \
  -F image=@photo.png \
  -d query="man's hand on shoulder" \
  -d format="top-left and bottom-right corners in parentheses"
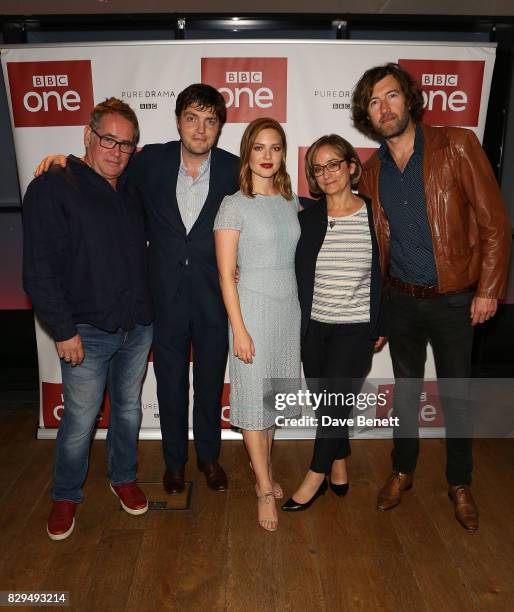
top-left (34, 155), bottom-right (67, 177)
top-left (470, 296), bottom-right (498, 326)
top-left (55, 334), bottom-right (84, 366)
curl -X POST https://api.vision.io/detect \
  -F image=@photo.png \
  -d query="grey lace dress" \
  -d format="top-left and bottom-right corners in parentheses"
top-left (214, 190), bottom-right (301, 430)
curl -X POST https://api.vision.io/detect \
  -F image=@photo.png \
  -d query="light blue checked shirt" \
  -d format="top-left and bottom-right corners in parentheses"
top-left (176, 149), bottom-right (211, 234)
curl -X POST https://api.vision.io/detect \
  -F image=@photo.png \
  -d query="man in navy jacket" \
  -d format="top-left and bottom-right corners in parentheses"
top-left (128, 85), bottom-right (239, 493)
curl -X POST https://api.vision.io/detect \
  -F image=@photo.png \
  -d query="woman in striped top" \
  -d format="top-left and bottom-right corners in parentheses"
top-left (282, 135), bottom-right (386, 512)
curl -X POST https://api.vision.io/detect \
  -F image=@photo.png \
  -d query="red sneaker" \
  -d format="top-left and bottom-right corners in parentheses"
top-left (47, 501), bottom-right (76, 541)
top-left (110, 482), bottom-right (148, 515)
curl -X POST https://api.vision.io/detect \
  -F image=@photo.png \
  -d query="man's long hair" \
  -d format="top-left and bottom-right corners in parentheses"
top-left (352, 63), bottom-right (424, 138)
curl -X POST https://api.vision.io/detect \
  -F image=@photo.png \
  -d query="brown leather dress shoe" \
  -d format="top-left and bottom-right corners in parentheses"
top-left (377, 471), bottom-right (413, 511)
top-left (197, 461), bottom-right (228, 491)
top-left (448, 485), bottom-right (479, 531)
top-left (163, 467), bottom-right (185, 495)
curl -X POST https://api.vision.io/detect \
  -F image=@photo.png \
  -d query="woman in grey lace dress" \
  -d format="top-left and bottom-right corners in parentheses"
top-left (214, 118), bottom-right (301, 532)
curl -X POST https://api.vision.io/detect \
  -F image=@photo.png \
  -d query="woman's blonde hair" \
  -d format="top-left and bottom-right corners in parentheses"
top-left (304, 134), bottom-right (362, 196)
top-left (239, 117), bottom-right (293, 200)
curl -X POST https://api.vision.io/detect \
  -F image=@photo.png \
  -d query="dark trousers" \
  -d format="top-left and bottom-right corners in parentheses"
top-left (153, 273), bottom-right (228, 471)
top-left (388, 288), bottom-right (474, 485)
top-left (302, 319), bottom-right (374, 474)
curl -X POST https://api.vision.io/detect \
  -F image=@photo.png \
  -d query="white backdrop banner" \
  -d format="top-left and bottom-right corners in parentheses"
top-left (0, 40), bottom-right (496, 438)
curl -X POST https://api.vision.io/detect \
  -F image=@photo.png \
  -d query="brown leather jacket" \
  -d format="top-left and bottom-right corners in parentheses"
top-left (359, 123), bottom-right (512, 299)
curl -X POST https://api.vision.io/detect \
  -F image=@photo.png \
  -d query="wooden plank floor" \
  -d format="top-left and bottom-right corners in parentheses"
top-left (1, 412), bottom-right (514, 612)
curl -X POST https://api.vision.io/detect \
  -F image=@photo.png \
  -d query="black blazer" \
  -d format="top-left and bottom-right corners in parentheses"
top-left (295, 194), bottom-right (385, 340)
top-left (127, 141), bottom-right (240, 328)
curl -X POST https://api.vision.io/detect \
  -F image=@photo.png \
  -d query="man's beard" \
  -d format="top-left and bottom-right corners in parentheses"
top-left (375, 110), bottom-right (410, 140)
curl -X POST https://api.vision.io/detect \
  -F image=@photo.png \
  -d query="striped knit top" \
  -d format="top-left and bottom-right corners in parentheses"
top-left (311, 203), bottom-right (372, 324)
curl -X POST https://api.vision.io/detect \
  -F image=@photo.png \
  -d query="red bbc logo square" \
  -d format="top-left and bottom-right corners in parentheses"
top-left (356, 147), bottom-right (378, 165)
top-left (201, 58), bottom-right (287, 123)
top-left (6, 60), bottom-right (94, 127)
top-left (41, 381), bottom-right (110, 428)
top-left (399, 59), bottom-right (484, 127)
top-left (376, 381), bottom-right (445, 428)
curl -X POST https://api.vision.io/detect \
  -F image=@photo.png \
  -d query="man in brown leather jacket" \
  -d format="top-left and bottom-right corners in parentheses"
top-left (353, 62), bottom-right (511, 531)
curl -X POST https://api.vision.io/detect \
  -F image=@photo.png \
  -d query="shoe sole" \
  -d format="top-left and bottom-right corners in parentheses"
top-left (377, 483), bottom-right (413, 511)
top-left (110, 484), bottom-right (149, 516)
top-left (164, 486), bottom-right (185, 495)
top-left (281, 483), bottom-right (327, 512)
top-left (47, 518), bottom-right (75, 541)
top-left (456, 521), bottom-right (479, 532)
top-left (206, 484), bottom-right (228, 492)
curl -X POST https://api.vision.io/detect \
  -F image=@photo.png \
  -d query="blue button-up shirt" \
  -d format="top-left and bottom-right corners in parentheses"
top-left (378, 124), bottom-right (438, 285)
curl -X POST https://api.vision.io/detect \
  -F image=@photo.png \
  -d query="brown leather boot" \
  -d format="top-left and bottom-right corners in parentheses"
top-left (448, 485), bottom-right (479, 532)
top-left (377, 471), bottom-right (413, 511)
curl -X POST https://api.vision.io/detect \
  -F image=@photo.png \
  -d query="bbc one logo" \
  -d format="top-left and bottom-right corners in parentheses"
top-left (6, 60), bottom-right (94, 127)
top-left (398, 59), bottom-right (485, 127)
top-left (201, 57), bottom-right (287, 123)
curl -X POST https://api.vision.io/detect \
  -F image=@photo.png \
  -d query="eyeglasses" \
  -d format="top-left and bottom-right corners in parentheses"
top-left (311, 158), bottom-right (347, 177)
top-left (90, 127), bottom-right (136, 154)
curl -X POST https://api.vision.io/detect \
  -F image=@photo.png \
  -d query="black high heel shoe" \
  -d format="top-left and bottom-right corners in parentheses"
top-left (281, 478), bottom-right (328, 512)
top-left (329, 481), bottom-right (349, 497)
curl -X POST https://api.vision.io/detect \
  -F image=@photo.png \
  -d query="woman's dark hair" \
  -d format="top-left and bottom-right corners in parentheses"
top-left (175, 83), bottom-right (227, 127)
top-left (351, 63), bottom-right (424, 138)
top-left (304, 134), bottom-right (362, 195)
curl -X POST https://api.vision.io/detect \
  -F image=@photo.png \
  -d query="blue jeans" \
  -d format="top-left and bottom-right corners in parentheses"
top-left (52, 323), bottom-right (153, 502)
